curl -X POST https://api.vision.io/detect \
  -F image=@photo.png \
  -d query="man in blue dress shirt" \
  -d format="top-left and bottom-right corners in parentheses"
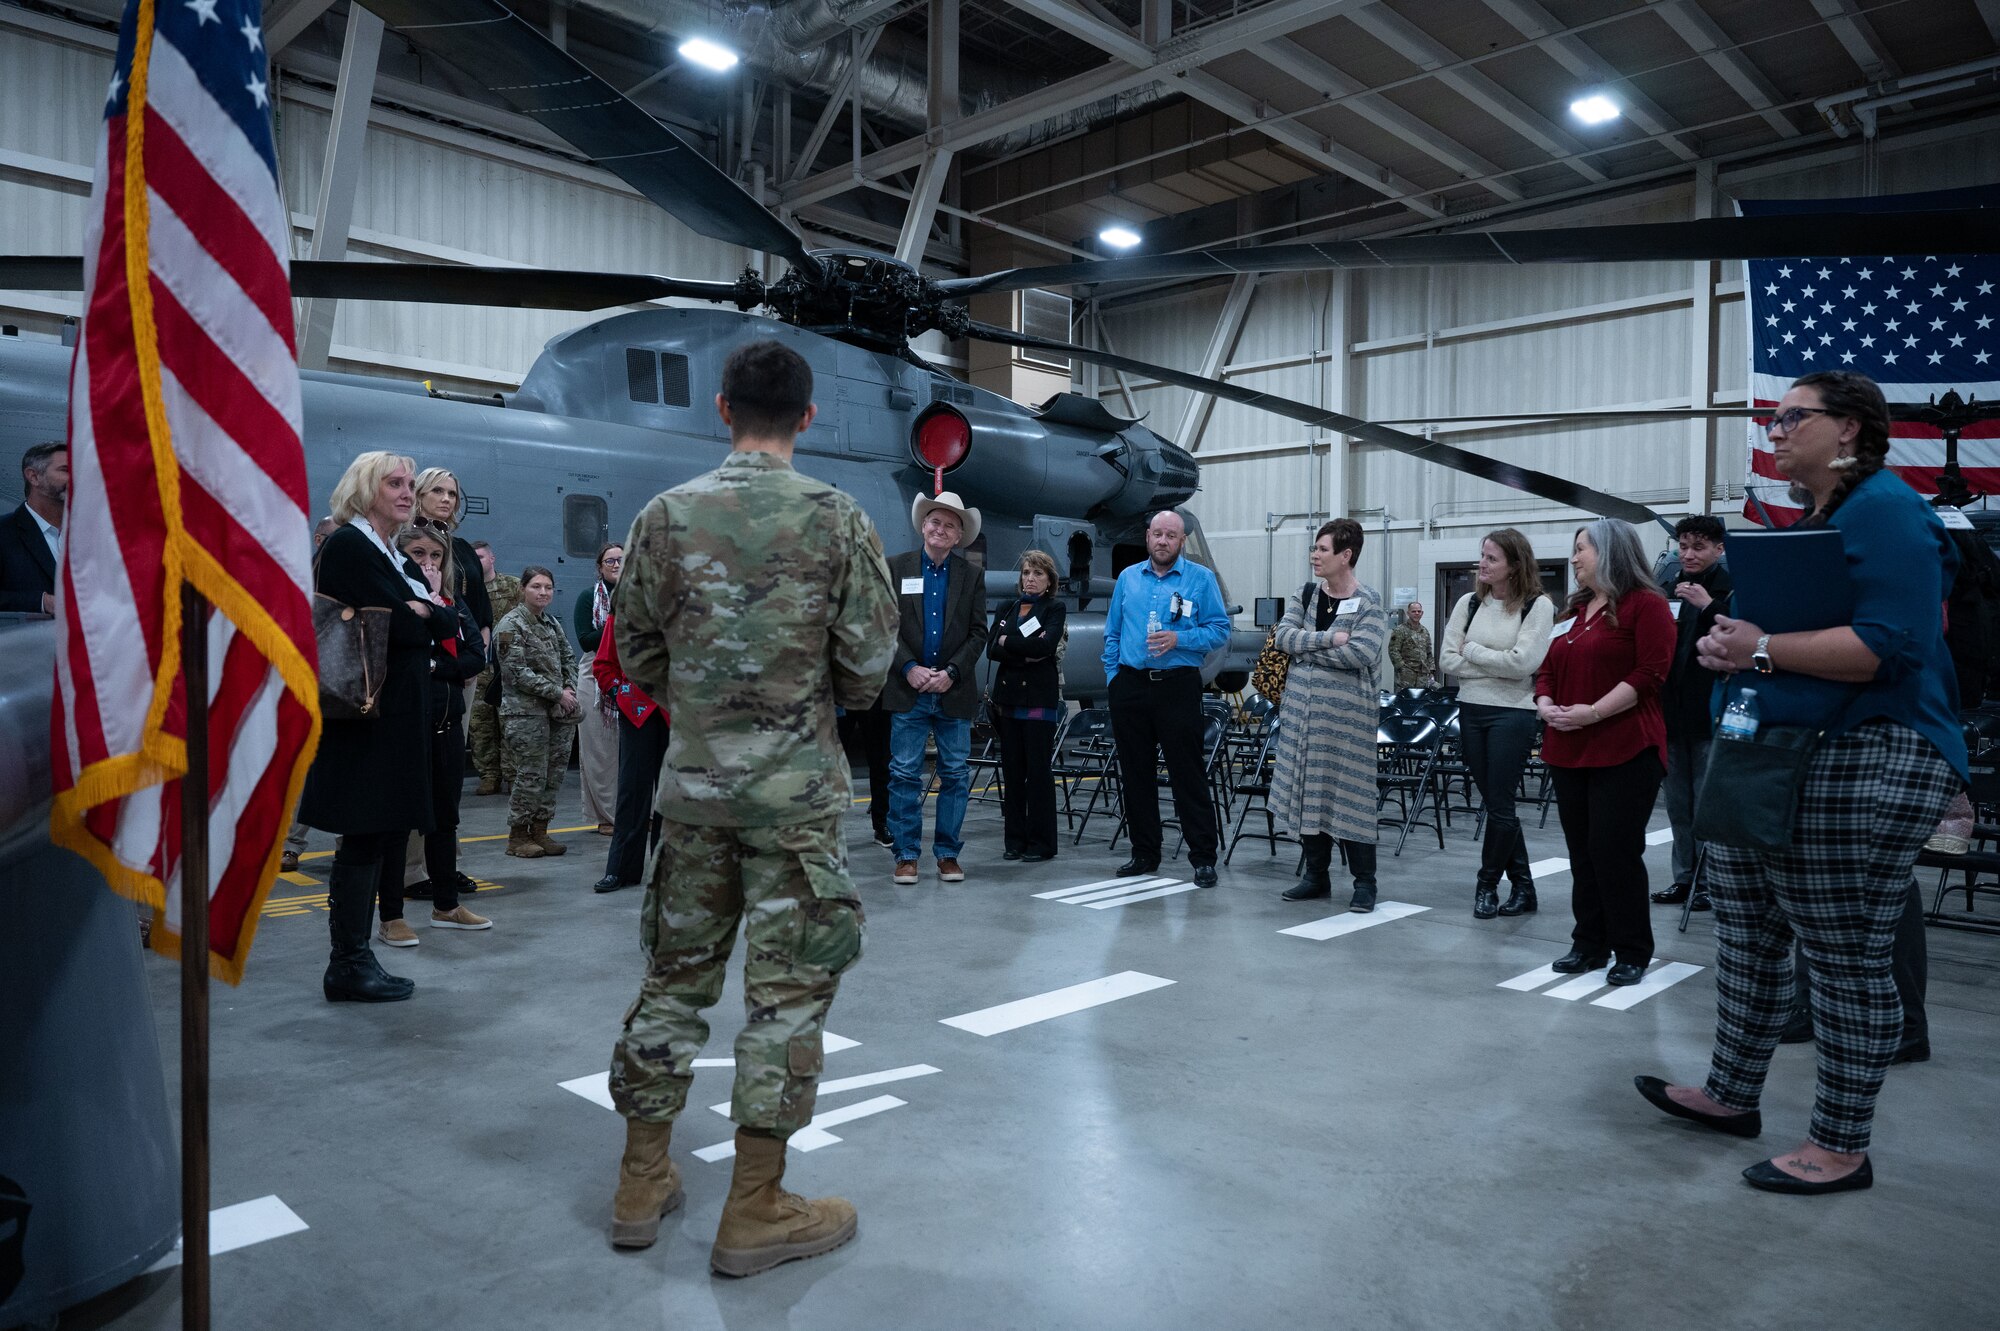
top-left (1101, 510), bottom-right (1232, 888)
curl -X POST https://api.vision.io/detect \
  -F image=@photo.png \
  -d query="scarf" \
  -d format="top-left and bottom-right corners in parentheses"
top-left (350, 516), bottom-right (437, 602)
top-left (593, 578), bottom-right (612, 631)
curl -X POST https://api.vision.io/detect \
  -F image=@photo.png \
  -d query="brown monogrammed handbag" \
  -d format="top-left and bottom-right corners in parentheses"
top-left (312, 540), bottom-right (393, 720)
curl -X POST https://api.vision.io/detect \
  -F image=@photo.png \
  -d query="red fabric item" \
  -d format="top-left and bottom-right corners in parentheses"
top-left (1534, 588), bottom-right (1675, 770)
top-left (592, 614), bottom-right (663, 727)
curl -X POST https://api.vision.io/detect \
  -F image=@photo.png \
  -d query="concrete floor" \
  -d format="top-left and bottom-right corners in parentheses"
top-left (91, 778), bottom-right (2000, 1330)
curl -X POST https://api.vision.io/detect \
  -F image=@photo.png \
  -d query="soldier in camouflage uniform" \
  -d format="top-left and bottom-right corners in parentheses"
top-left (1389, 600), bottom-right (1436, 691)
top-left (470, 541), bottom-right (522, 794)
top-left (604, 340), bottom-right (896, 1277)
top-left (494, 566), bottom-right (579, 858)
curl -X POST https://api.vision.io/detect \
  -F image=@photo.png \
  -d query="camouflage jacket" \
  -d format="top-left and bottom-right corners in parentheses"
top-left (495, 604), bottom-right (578, 717)
top-left (486, 573), bottom-right (524, 626)
top-left (614, 448), bottom-right (897, 827)
top-left (1389, 622), bottom-right (1435, 690)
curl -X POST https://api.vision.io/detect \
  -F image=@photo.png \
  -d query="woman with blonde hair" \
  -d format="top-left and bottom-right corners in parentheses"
top-left (987, 548), bottom-right (1068, 861)
top-left (412, 466), bottom-right (494, 646)
top-left (298, 451), bottom-right (452, 1002)
top-left (1440, 528), bottom-right (1556, 919)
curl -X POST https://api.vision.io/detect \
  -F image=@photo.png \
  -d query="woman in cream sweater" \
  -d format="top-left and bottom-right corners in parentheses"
top-left (1439, 529), bottom-right (1557, 919)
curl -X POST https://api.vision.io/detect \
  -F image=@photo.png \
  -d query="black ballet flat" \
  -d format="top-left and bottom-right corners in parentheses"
top-left (1742, 1157), bottom-right (1872, 1195)
top-left (1633, 1075), bottom-right (1762, 1139)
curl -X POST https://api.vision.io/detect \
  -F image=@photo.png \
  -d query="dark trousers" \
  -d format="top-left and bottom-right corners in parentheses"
top-left (1662, 730), bottom-right (1712, 888)
top-left (838, 704), bottom-right (893, 836)
top-left (996, 714), bottom-right (1059, 857)
top-left (1459, 703), bottom-right (1537, 889)
top-left (607, 710), bottom-right (670, 884)
top-left (1550, 750), bottom-right (1664, 966)
top-left (1108, 667), bottom-right (1217, 867)
top-left (383, 720), bottom-right (466, 921)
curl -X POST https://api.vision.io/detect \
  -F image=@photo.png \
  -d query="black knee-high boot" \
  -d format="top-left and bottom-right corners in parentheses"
top-left (1282, 833), bottom-right (1334, 900)
top-left (324, 861), bottom-right (415, 1003)
top-left (1342, 840), bottom-right (1378, 913)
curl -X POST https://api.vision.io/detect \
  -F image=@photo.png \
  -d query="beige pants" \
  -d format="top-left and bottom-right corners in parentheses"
top-left (576, 663), bottom-right (618, 827)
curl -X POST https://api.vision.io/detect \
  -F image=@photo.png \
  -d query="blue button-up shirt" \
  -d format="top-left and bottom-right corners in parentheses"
top-left (1101, 555), bottom-right (1231, 682)
top-left (918, 548), bottom-right (950, 669)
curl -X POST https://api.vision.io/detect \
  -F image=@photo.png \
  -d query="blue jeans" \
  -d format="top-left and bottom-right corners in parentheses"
top-left (888, 695), bottom-right (971, 861)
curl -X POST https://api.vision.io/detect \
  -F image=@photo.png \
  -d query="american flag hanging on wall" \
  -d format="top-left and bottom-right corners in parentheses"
top-left (51, 0), bottom-right (320, 983)
top-left (1743, 185), bottom-right (2000, 526)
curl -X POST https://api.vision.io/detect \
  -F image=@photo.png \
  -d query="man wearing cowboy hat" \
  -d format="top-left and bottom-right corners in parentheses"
top-left (883, 491), bottom-right (989, 884)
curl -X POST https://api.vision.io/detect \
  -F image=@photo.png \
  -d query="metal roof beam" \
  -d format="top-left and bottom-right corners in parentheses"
top-left (1980, 0), bottom-right (2000, 45)
top-left (1479, 0), bottom-right (1702, 162)
top-left (1650, 0), bottom-right (1801, 138)
top-left (1255, 37), bottom-right (1524, 201)
top-left (993, 0), bottom-right (1155, 69)
top-left (1347, 0), bottom-right (1607, 182)
top-left (265, 0), bottom-right (337, 53)
top-left (1807, 0), bottom-right (1901, 81)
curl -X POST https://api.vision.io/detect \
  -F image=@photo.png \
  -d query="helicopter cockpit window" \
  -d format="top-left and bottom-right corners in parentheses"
top-left (564, 493), bottom-right (608, 559)
top-left (660, 352), bottom-right (692, 407)
top-left (625, 348), bottom-right (658, 404)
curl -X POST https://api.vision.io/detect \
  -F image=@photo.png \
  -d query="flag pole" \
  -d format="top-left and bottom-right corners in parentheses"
top-left (179, 581), bottom-right (212, 1331)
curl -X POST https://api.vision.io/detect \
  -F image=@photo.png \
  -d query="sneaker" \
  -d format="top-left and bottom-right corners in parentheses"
top-left (893, 861), bottom-right (919, 885)
top-left (430, 905), bottom-right (492, 931)
top-left (937, 858), bottom-right (966, 882)
top-left (873, 828), bottom-right (894, 849)
top-left (377, 919), bottom-right (420, 947)
top-left (596, 822), bottom-right (616, 836)
top-left (1923, 832), bottom-right (1971, 856)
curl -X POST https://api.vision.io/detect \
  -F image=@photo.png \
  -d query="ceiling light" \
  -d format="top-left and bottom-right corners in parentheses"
top-left (1569, 94), bottom-right (1619, 125)
top-left (678, 37), bottom-right (739, 72)
top-left (1099, 226), bottom-right (1142, 250)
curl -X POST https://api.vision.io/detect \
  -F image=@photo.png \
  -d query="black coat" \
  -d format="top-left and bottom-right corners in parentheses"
top-left (451, 535), bottom-right (493, 632)
top-left (1659, 560), bottom-right (1734, 737)
top-left (986, 595), bottom-right (1065, 710)
top-left (298, 524), bottom-right (449, 836)
top-left (427, 600), bottom-right (487, 727)
top-left (0, 504), bottom-right (57, 613)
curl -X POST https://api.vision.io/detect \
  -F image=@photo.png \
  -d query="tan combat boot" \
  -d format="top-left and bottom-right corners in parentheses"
top-left (531, 820), bottom-right (568, 855)
top-left (474, 775), bottom-right (499, 797)
top-left (609, 1119), bottom-right (684, 1249)
top-left (506, 823), bottom-right (544, 858)
top-left (709, 1130), bottom-right (857, 1277)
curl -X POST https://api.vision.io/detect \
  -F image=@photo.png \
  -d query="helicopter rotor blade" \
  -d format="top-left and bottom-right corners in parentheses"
top-left (0, 256), bottom-right (755, 312)
top-left (941, 209), bottom-right (1999, 297)
top-left (356, 0), bottom-right (810, 268)
top-left (965, 320), bottom-right (1671, 532)
top-left (1370, 408), bottom-right (1768, 426)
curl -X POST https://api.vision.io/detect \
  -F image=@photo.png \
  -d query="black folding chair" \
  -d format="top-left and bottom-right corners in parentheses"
top-left (1225, 717), bottom-right (1295, 863)
top-left (1376, 710), bottom-right (1446, 855)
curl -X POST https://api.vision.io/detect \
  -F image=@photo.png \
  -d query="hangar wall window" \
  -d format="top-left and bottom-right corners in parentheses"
top-left (626, 347), bottom-right (659, 403)
top-left (564, 493), bottom-right (608, 558)
top-left (1018, 289), bottom-right (1072, 373)
top-left (661, 352), bottom-right (692, 407)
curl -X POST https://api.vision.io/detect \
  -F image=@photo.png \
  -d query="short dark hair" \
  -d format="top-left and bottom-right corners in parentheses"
top-left (1674, 515), bottom-right (1726, 544)
top-left (520, 565), bottom-right (554, 588)
top-left (21, 441), bottom-right (63, 480)
top-left (1318, 518), bottom-right (1364, 562)
top-left (720, 340), bottom-right (813, 439)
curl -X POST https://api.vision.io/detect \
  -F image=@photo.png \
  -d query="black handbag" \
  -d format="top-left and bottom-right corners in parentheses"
top-left (1692, 725), bottom-right (1823, 852)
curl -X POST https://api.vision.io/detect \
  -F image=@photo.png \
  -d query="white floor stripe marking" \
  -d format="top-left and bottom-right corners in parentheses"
top-left (145, 1196), bottom-right (307, 1271)
top-left (708, 1064), bottom-right (940, 1116)
top-left (1063, 879), bottom-right (1184, 905)
top-left (1645, 827), bottom-right (1675, 846)
top-left (1591, 961), bottom-right (1704, 1009)
top-left (1497, 963), bottom-right (1566, 992)
top-left (1034, 876), bottom-right (1175, 900)
top-left (692, 1095), bottom-right (907, 1163)
top-left (562, 1033), bottom-right (860, 1106)
top-left (1277, 901), bottom-right (1430, 939)
top-left (940, 971), bottom-right (1175, 1037)
top-left (1543, 966), bottom-right (1615, 1000)
top-left (1528, 856), bottom-right (1571, 877)
top-left (1083, 881), bottom-right (1202, 909)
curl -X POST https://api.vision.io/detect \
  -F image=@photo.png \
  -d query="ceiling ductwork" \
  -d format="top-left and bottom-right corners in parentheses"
top-left (570, 0), bottom-right (1165, 153)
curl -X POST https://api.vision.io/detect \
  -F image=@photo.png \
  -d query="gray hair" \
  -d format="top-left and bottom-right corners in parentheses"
top-left (1567, 518), bottom-right (1663, 625)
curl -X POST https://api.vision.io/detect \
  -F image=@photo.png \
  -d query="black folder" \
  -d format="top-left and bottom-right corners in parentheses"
top-left (1722, 528), bottom-right (1852, 633)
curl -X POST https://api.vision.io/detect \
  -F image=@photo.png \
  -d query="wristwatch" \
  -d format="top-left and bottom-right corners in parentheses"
top-left (1752, 634), bottom-right (1774, 675)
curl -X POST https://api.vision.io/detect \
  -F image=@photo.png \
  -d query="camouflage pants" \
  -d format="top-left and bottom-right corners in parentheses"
top-left (469, 670), bottom-right (514, 783)
top-left (503, 712), bottom-right (577, 825)
top-left (609, 815), bottom-right (864, 1135)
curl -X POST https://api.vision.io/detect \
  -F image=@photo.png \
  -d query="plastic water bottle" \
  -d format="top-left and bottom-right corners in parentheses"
top-left (1147, 609), bottom-right (1162, 636)
top-left (1718, 687), bottom-right (1760, 741)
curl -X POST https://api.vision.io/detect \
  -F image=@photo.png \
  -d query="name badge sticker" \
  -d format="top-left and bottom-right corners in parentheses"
top-left (900, 577), bottom-right (924, 595)
top-left (1669, 600), bottom-right (1684, 619)
top-left (1336, 597), bottom-right (1360, 615)
top-left (1018, 615), bottom-right (1042, 637)
top-left (1551, 619), bottom-right (1573, 640)
top-left (1938, 507), bottom-right (1974, 531)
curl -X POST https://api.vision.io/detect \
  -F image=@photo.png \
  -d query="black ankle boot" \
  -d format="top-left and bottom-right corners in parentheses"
top-left (1343, 840), bottom-right (1378, 913)
top-left (324, 861), bottom-right (415, 1003)
top-left (1282, 834), bottom-right (1334, 901)
top-left (1473, 874), bottom-right (1501, 919)
top-left (1497, 882), bottom-right (1538, 916)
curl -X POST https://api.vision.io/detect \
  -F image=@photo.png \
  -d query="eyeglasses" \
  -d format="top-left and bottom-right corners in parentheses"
top-left (411, 515), bottom-right (451, 532)
top-left (1762, 406), bottom-right (1837, 437)
top-left (600, 555), bottom-right (624, 566)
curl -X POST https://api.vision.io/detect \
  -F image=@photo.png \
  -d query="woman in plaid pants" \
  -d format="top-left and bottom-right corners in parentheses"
top-left (1635, 371), bottom-right (1967, 1194)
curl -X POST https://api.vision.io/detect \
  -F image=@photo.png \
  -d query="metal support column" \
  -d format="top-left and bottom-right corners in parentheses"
top-left (1319, 269), bottom-right (1351, 525)
top-left (895, 0), bottom-right (958, 266)
top-left (1140, 0), bottom-right (1171, 45)
top-left (295, 5), bottom-right (384, 371)
top-left (1173, 273), bottom-right (1257, 453)
top-left (1687, 162), bottom-right (1719, 515)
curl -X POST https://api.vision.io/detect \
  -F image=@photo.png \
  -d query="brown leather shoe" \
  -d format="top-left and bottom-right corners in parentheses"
top-left (936, 858), bottom-right (965, 882)
top-left (892, 861), bottom-right (919, 885)
top-left (280, 850), bottom-right (300, 873)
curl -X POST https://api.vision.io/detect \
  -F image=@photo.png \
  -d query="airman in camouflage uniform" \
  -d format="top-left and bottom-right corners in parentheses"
top-left (471, 567), bottom-right (523, 793)
top-left (1389, 602), bottom-right (1436, 691)
top-left (603, 339), bottom-right (897, 1275)
top-left (495, 574), bottom-right (578, 857)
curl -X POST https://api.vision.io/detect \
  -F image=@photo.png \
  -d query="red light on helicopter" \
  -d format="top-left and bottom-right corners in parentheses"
top-left (912, 405), bottom-right (971, 473)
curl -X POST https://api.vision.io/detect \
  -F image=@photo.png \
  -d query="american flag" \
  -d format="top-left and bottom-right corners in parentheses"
top-left (50, 0), bottom-right (320, 983)
top-left (1743, 186), bottom-right (2000, 526)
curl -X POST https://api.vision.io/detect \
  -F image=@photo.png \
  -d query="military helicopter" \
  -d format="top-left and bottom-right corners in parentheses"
top-left (4, 0), bottom-right (1997, 697)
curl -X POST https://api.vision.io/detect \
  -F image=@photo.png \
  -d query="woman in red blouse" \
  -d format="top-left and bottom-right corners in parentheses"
top-left (1534, 518), bottom-right (1676, 986)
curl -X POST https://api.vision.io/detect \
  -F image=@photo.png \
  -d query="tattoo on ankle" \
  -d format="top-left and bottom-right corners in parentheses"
top-left (1789, 1157), bottom-right (1823, 1175)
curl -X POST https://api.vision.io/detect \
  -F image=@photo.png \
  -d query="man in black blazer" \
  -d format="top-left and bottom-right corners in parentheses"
top-left (1652, 514), bottom-right (1733, 911)
top-left (883, 491), bottom-right (988, 885)
top-left (1, 443), bottom-right (66, 615)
